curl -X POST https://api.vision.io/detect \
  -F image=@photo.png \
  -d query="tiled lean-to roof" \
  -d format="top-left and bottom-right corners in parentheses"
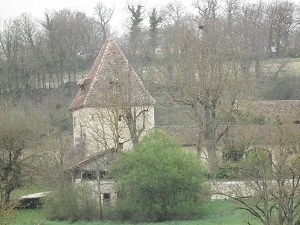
top-left (69, 38), bottom-right (155, 111)
top-left (157, 124), bottom-right (300, 147)
top-left (239, 100), bottom-right (300, 123)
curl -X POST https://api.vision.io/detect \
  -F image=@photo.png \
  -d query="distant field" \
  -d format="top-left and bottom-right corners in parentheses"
top-left (10, 200), bottom-right (261, 225)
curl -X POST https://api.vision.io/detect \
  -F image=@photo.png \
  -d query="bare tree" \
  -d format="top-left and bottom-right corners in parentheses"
top-left (266, 1), bottom-right (297, 57)
top-left (219, 124), bottom-right (300, 225)
top-left (0, 19), bottom-right (22, 92)
top-left (0, 101), bottom-right (44, 206)
top-left (162, 1), bottom-right (186, 25)
top-left (157, 11), bottom-right (251, 177)
top-left (32, 128), bottom-right (72, 189)
top-left (238, 2), bottom-right (268, 77)
top-left (94, 2), bottom-right (114, 42)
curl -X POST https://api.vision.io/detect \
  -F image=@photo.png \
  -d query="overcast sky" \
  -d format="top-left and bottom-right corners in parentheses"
top-left (0, 0), bottom-right (297, 34)
top-left (0, 0), bottom-right (196, 34)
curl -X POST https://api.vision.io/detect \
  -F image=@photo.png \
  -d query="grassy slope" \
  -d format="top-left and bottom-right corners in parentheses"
top-left (11, 200), bottom-right (261, 225)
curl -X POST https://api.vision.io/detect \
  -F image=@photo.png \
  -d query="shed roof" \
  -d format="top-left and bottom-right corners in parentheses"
top-left (67, 149), bottom-right (116, 171)
top-left (69, 38), bottom-right (155, 111)
top-left (157, 124), bottom-right (300, 146)
top-left (239, 100), bottom-right (300, 122)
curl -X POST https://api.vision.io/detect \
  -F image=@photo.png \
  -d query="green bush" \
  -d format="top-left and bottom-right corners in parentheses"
top-left (216, 162), bottom-right (241, 179)
top-left (110, 130), bottom-right (210, 222)
top-left (43, 184), bottom-right (99, 222)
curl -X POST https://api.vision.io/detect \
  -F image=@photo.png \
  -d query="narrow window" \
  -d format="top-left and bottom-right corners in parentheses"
top-left (103, 193), bottom-right (111, 205)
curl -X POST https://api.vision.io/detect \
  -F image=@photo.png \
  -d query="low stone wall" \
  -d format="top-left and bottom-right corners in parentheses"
top-left (211, 180), bottom-right (255, 200)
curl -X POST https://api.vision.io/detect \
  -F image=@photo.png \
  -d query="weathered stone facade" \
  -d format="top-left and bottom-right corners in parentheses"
top-left (72, 106), bottom-right (154, 157)
top-left (67, 38), bottom-right (155, 206)
top-left (69, 38), bottom-right (155, 157)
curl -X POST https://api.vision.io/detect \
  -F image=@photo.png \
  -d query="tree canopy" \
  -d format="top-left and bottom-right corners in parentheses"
top-left (110, 130), bottom-right (210, 222)
top-left (0, 101), bottom-right (45, 206)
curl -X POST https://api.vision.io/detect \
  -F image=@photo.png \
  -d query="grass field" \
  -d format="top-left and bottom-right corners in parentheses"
top-left (9, 200), bottom-right (261, 225)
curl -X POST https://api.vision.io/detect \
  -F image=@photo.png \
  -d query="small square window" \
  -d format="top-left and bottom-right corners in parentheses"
top-left (103, 193), bottom-right (110, 199)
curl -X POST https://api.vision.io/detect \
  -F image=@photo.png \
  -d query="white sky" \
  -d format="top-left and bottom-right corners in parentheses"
top-left (0, 0), bottom-right (195, 34)
top-left (0, 0), bottom-right (297, 34)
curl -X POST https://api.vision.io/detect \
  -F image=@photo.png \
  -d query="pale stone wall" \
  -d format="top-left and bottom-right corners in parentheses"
top-left (76, 180), bottom-right (117, 206)
top-left (73, 106), bottom-right (155, 156)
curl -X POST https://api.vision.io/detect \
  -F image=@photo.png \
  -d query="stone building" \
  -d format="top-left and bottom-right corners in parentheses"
top-left (66, 38), bottom-right (300, 205)
top-left (67, 38), bottom-right (155, 206)
top-left (69, 38), bottom-right (155, 157)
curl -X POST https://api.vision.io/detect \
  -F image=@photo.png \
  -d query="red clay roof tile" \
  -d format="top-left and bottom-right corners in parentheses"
top-left (69, 38), bottom-right (155, 111)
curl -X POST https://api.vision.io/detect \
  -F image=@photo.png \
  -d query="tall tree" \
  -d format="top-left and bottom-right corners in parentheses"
top-left (0, 19), bottom-right (22, 92)
top-left (0, 101), bottom-right (44, 206)
top-left (158, 10), bottom-right (251, 177)
top-left (266, 1), bottom-right (297, 57)
top-left (219, 124), bottom-right (300, 225)
top-left (239, 2), bottom-right (268, 76)
top-left (149, 8), bottom-right (162, 58)
top-left (94, 2), bottom-right (114, 42)
top-left (128, 4), bottom-right (144, 52)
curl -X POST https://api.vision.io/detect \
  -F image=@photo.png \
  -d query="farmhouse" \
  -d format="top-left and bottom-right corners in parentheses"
top-left (67, 38), bottom-right (300, 205)
top-left (67, 38), bottom-right (155, 206)
top-left (68, 38), bottom-right (155, 156)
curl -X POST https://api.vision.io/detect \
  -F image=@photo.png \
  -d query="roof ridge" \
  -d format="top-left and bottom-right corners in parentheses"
top-left (68, 148), bottom-right (116, 171)
top-left (69, 37), bottom-right (155, 111)
top-left (83, 39), bottom-right (112, 107)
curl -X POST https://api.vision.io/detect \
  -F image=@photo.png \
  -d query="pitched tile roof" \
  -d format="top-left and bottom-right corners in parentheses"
top-left (157, 124), bottom-right (300, 146)
top-left (67, 148), bottom-right (116, 171)
top-left (69, 38), bottom-right (155, 111)
top-left (239, 100), bottom-right (300, 122)
top-left (156, 126), bottom-right (199, 146)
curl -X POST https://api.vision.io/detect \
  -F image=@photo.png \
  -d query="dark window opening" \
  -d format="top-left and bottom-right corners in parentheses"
top-left (103, 193), bottom-right (111, 205)
top-left (110, 79), bottom-right (120, 92)
top-left (118, 142), bottom-right (124, 150)
top-left (82, 171), bottom-right (97, 180)
top-left (99, 171), bottom-right (108, 178)
top-left (118, 114), bottom-right (122, 121)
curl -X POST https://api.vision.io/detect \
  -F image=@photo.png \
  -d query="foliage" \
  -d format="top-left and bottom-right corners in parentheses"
top-left (240, 148), bottom-right (273, 179)
top-left (0, 100), bottom-right (45, 206)
top-left (234, 111), bottom-right (270, 125)
top-left (11, 200), bottom-right (261, 225)
top-left (110, 130), bottom-right (210, 222)
top-left (32, 128), bottom-right (72, 189)
top-left (43, 184), bottom-right (99, 222)
top-left (216, 162), bottom-right (241, 180)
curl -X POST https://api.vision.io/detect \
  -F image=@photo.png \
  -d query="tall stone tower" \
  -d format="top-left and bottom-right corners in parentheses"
top-left (69, 38), bottom-right (155, 158)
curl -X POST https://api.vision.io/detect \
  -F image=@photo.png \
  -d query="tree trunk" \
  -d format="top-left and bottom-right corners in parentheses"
top-left (1, 190), bottom-right (11, 207)
top-left (204, 101), bottom-right (219, 178)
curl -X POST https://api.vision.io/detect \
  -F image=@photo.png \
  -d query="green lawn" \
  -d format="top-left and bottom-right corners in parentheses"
top-left (10, 200), bottom-right (261, 225)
